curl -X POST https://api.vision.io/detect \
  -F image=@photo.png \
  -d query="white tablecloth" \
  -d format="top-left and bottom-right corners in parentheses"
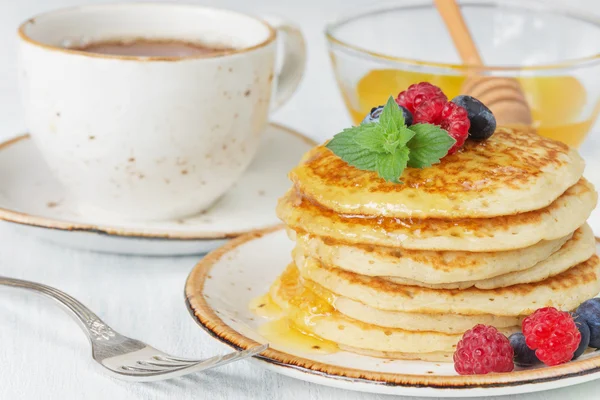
top-left (2, 0), bottom-right (600, 399)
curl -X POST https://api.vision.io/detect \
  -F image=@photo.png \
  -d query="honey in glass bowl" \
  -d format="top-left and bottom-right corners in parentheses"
top-left (327, 1), bottom-right (600, 148)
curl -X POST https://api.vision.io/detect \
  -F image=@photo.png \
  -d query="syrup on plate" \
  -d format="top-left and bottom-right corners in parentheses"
top-left (249, 273), bottom-right (338, 355)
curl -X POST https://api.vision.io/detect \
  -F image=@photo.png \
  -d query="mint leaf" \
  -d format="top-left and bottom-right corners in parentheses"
top-left (379, 96), bottom-right (405, 134)
top-left (326, 126), bottom-right (380, 171)
top-left (383, 126), bottom-right (415, 154)
top-left (376, 147), bottom-right (409, 183)
top-left (353, 124), bottom-right (386, 153)
top-left (379, 96), bottom-right (414, 153)
top-left (350, 151), bottom-right (379, 171)
top-left (406, 124), bottom-right (456, 168)
top-left (326, 127), bottom-right (360, 149)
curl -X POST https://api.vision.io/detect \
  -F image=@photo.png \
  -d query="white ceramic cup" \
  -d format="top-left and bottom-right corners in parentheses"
top-left (18, 3), bottom-right (305, 221)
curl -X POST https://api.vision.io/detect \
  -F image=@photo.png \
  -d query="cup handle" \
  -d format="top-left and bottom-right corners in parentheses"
top-left (262, 16), bottom-right (306, 112)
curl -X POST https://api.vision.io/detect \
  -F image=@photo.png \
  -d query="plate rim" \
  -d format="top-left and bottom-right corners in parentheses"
top-left (0, 123), bottom-right (316, 240)
top-left (185, 226), bottom-right (600, 391)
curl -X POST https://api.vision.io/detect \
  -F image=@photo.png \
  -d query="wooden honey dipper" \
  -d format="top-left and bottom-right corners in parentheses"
top-left (434, 0), bottom-right (533, 125)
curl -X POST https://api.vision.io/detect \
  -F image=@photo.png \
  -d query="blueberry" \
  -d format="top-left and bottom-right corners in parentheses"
top-left (451, 95), bottom-right (496, 140)
top-left (399, 105), bottom-right (414, 126)
top-left (571, 312), bottom-right (591, 360)
top-left (361, 105), bottom-right (413, 126)
top-left (509, 332), bottom-right (540, 367)
top-left (362, 106), bottom-right (384, 124)
top-left (575, 298), bottom-right (600, 348)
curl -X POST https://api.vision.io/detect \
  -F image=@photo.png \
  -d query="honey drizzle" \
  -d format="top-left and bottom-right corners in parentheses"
top-left (249, 293), bottom-right (283, 318)
top-left (249, 266), bottom-right (339, 355)
top-left (258, 318), bottom-right (338, 355)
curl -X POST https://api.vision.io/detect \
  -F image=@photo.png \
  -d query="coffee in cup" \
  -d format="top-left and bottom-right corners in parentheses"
top-left (69, 38), bottom-right (235, 57)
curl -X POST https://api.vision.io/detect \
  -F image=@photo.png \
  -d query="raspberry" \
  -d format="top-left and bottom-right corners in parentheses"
top-left (522, 307), bottom-right (581, 366)
top-left (413, 96), bottom-right (447, 125)
top-left (440, 102), bottom-right (470, 154)
top-left (397, 82), bottom-right (469, 154)
top-left (453, 325), bottom-right (514, 375)
top-left (396, 82), bottom-right (447, 114)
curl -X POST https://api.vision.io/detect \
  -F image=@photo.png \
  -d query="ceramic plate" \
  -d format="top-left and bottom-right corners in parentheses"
top-left (185, 227), bottom-right (600, 397)
top-left (0, 123), bottom-right (315, 255)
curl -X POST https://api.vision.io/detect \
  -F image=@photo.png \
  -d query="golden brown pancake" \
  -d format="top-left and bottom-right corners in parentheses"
top-left (338, 345), bottom-right (454, 362)
top-left (295, 253), bottom-right (600, 316)
top-left (292, 228), bottom-right (573, 284)
top-left (296, 266), bottom-right (522, 333)
top-left (291, 127), bottom-right (584, 219)
top-left (382, 225), bottom-right (596, 289)
top-left (278, 178), bottom-right (596, 251)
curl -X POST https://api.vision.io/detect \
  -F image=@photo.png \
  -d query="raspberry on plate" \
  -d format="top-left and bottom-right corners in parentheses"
top-left (522, 307), bottom-right (581, 366)
top-left (396, 82), bottom-right (447, 114)
top-left (440, 102), bottom-right (470, 154)
top-left (454, 324), bottom-right (514, 375)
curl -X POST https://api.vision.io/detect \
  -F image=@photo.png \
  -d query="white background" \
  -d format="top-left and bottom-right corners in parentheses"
top-left (2, 0), bottom-right (600, 399)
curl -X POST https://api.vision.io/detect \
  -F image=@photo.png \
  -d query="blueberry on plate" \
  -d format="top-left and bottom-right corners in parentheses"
top-left (509, 332), bottom-right (540, 367)
top-left (361, 105), bottom-right (413, 126)
top-left (451, 95), bottom-right (496, 141)
top-left (571, 312), bottom-right (591, 359)
top-left (575, 298), bottom-right (600, 348)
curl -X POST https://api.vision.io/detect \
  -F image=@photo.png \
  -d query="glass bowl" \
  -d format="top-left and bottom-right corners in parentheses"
top-left (325, 0), bottom-right (600, 147)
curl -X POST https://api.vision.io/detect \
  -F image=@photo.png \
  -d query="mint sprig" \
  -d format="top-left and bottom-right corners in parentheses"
top-left (406, 123), bottom-right (456, 168)
top-left (326, 96), bottom-right (455, 183)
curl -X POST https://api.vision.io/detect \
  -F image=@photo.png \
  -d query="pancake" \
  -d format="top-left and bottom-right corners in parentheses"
top-left (293, 229), bottom-right (572, 284)
top-left (383, 224), bottom-right (595, 289)
top-left (270, 264), bottom-right (519, 356)
top-left (295, 254), bottom-right (600, 316)
top-left (291, 127), bottom-right (584, 219)
top-left (298, 270), bottom-right (521, 333)
top-left (278, 178), bottom-right (596, 251)
top-left (339, 345), bottom-right (454, 362)
top-left (331, 296), bottom-right (521, 333)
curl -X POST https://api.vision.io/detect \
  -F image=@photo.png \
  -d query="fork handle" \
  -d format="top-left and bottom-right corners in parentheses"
top-left (0, 276), bottom-right (119, 342)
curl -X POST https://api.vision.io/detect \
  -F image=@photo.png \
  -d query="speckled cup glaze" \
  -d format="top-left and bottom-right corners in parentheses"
top-left (18, 3), bottom-right (305, 221)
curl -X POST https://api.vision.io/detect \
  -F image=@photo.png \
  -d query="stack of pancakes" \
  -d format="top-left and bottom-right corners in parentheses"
top-left (269, 127), bottom-right (600, 362)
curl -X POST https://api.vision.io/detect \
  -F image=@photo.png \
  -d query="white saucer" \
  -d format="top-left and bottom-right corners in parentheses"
top-left (0, 123), bottom-right (315, 255)
top-left (186, 227), bottom-right (600, 398)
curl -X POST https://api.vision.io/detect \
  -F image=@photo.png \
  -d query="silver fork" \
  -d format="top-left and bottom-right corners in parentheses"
top-left (0, 276), bottom-right (267, 382)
